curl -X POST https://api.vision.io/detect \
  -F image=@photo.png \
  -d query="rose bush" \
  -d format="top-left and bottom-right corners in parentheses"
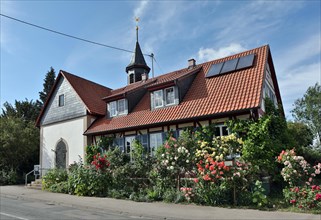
top-left (195, 134), bottom-right (242, 162)
top-left (278, 149), bottom-right (321, 210)
top-left (283, 185), bottom-right (321, 210)
top-left (277, 149), bottom-right (321, 187)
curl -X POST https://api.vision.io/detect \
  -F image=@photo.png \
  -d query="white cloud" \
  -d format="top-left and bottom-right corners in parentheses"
top-left (276, 34), bottom-right (321, 73)
top-left (279, 62), bottom-right (320, 119)
top-left (275, 33), bottom-right (321, 119)
top-left (211, 1), bottom-right (304, 46)
top-left (134, 1), bottom-right (149, 19)
top-left (197, 43), bottom-right (247, 63)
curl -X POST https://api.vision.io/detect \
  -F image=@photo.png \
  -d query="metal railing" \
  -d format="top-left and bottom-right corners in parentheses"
top-left (25, 165), bottom-right (44, 186)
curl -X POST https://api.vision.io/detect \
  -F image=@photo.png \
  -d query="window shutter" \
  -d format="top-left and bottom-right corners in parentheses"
top-left (150, 92), bottom-right (154, 110)
top-left (174, 86), bottom-right (179, 105)
top-left (125, 99), bottom-right (128, 114)
top-left (107, 103), bottom-right (110, 118)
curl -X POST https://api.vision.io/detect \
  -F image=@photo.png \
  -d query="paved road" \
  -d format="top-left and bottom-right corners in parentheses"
top-left (1, 185), bottom-right (320, 220)
top-left (0, 196), bottom-right (149, 220)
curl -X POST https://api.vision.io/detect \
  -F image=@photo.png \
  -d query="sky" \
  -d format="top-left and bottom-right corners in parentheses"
top-left (1, 0), bottom-right (320, 120)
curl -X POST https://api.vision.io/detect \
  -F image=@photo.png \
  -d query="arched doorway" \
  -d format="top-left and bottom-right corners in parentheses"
top-left (56, 140), bottom-right (67, 169)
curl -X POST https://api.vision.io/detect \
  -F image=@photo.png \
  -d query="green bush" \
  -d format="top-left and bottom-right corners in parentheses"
top-left (163, 188), bottom-right (183, 203)
top-left (252, 180), bottom-right (268, 207)
top-left (302, 147), bottom-right (321, 165)
top-left (0, 168), bottom-right (17, 186)
top-left (48, 181), bottom-right (69, 193)
top-left (42, 169), bottom-right (68, 191)
top-left (68, 162), bottom-right (111, 197)
top-left (85, 145), bottom-right (101, 164)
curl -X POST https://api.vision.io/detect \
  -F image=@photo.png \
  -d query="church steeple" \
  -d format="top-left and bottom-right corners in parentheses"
top-left (126, 19), bottom-right (150, 85)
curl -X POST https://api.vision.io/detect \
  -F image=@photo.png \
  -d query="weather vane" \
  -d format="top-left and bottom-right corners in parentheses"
top-left (135, 17), bottom-right (140, 42)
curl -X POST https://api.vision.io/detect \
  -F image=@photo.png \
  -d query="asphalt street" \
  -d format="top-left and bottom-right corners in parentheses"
top-left (0, 196), bottom-right (150, 220)
top-left (1, 185), bottom-right (320, 220)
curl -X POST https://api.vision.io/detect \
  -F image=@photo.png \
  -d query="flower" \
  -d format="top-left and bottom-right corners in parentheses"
top-left (290, 199), bottom-right (296, 204)
top-left (203, 174), bottom-right (211, 181)
top-left (315, 193), bottom-right (321, 201)
top-left (193, 178), bottom-right (199, 183)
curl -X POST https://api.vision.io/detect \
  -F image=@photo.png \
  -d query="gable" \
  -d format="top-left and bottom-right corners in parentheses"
top-left (40, 77), bottom-right (87, 126)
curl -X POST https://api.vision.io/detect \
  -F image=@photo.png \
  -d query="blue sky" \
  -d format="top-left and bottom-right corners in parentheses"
top-left (1, 0), bottom-right (320, 120)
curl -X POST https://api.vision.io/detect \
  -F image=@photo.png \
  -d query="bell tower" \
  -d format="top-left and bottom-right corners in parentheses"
top-left (125, 18), bottom-right (150, 84)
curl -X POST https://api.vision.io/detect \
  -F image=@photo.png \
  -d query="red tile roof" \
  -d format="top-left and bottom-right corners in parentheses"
top-left (85, 45), bottom-right (269, 135)
top-left (61, 71), bottom-right (112, 115)
top-left (36, 71), bottom-right (111, 126)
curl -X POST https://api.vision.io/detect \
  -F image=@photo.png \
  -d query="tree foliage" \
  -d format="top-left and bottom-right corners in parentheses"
top-left (287, 122), bottom-right (314, 149)
top-left (0, 66), bottom-right (56, 184)
top-left (228, 98), bottom-right (291, 176)
top-left (0, 116), bottom-right (39, 173)
top-left (291, 83), bottom-right (321, 147)
top-left (1, 99), bottom-right (41, 122)
top-left (39, 67), bottom-right (56, 106)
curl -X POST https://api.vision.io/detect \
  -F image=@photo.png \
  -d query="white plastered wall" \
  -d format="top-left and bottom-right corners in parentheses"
top-left (40, 116), bottom-right (86, 170)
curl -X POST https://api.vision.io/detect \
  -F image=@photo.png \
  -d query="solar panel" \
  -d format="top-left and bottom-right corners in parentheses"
top-left (220, 58), bottom-right (238, 74)
top-left (236, 54), bottom-right (255, 70)
top-left (206, 62), bottom-right (224, 78)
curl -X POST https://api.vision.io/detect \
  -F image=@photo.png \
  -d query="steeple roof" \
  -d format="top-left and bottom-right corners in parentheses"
top-left (126, 41), bottom-right (150, 73)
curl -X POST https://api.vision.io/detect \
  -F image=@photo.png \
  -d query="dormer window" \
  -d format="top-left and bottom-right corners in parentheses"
top-left (165, 87), bottom-right (175, 105)
top-left (151, 86), bottom-right (178, 110)
top-left (154, 90), bottom-right (164, 108)
top-left (108, 99), bottom-right (128, 117)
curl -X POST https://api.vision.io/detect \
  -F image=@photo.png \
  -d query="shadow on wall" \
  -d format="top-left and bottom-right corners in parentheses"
top-left (42, 139), bottom-right (53, 176)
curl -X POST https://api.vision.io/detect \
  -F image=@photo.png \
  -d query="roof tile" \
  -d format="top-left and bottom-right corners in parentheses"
top-left (85, 45), bottom-right (268, 135)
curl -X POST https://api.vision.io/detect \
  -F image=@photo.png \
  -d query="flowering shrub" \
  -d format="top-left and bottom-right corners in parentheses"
top-left (194, 155), bottom-right (252, 205)
top-left (155, 131), bottom-right (197, 191)
top-left (278, 149), bottom-right (321, 210)
top-left (180, 187), bottom-right (194, 202)
top-left (283, 185), bottom-right (321, 210)
top-left (159, 135), bottom-right (194, 174)
top-left (196, 156), bottom-right (230, 182)
top-left (91, 153), bottom-right (110, 171)
top-left (277, 149), bottom-right (321, 187)
top-left (195, 134), bottom-right (242, 162)
top-left (68, 160), bottom-right (112, 197)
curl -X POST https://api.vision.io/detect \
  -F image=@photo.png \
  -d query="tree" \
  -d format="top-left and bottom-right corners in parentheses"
top-left (1, 99), bottom-right (41, 122)
top-left (0, 117), bottom-right (39, 178)
top-left (287, 122), bottom-right (314, 149)
top-left (292, 83), bottom-right (321, 147)
top-left (229, 98), bottom-right (291, 176)
top-left (39, 67), bottom-right (56, 106)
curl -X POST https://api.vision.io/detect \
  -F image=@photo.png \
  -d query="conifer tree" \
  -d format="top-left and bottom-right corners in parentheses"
top-left (39, 67), bottom-right (56, 106)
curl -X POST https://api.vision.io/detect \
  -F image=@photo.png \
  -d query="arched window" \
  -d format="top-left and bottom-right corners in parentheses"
top-left (56, 140), bottom-right (67, 169)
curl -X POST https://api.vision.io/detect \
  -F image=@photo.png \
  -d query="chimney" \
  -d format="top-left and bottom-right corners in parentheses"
top-left (188, 58), bottom-right (196, 69)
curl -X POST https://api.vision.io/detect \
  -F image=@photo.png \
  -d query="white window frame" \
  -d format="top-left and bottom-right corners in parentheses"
top-left (149, 132), bottom-right (163, 156)
top-left (117, 99), bottom-right (126, 115)
top-left (165, 87), bottom-right (175, 106)
top-left (215, 124), bottom-right (229, 137)
top-left (154, 90), bottom-right (164, 108)
top-left (110, 101), bottom-right (117, 117)
top-left (109, 99), bottom-right (127, 117)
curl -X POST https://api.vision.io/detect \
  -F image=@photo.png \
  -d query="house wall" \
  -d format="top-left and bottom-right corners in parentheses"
top-left (39, 76), bottom-right (92, 173)
top-left (40, 116), bottom-right (87, 171)
top-left (40, 77), bottom-right (87, 125)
